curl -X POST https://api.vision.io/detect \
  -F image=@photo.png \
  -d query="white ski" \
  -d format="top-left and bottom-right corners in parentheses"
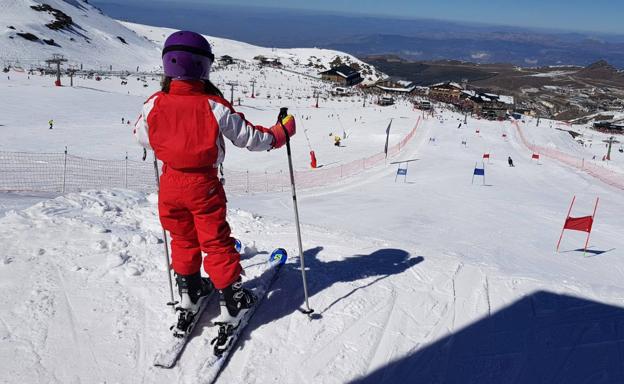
top-left (194, 248), bottom-right (287, 384)
top-left (153, 288), bottom-right (218, 368)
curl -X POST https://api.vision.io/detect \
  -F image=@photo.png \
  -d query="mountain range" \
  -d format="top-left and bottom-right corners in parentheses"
top-left (92, 2), bottom-right (624, 68)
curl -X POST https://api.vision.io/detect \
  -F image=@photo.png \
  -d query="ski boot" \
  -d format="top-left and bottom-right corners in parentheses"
top-left (171, 272), bottom-right (214, 338)
top-left (212, 277), bottom-right (256, 356)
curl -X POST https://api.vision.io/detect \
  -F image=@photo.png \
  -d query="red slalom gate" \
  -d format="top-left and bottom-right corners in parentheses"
top-left (556, 195), bottom-right (600, 254)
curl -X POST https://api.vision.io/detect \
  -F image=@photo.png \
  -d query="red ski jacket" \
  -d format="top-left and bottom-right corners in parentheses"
top-left (134, 80), bottom-right (275, 170)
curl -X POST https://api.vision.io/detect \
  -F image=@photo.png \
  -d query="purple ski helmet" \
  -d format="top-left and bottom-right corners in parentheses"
top-left (162, 31), bottom-right (214, 80)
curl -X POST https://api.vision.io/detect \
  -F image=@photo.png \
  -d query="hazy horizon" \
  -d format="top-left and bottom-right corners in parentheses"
top-left (93, 0), bottom-right (624, 36)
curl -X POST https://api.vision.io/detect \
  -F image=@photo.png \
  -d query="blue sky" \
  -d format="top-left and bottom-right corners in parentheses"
top-left (115, 0), bottom-right (622, 34)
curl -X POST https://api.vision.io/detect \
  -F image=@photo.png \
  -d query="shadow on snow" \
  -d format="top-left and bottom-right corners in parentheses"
top-left (236, 246), bottom-right (424, 352)
top-left (349, 291), bottom-right (624, 384)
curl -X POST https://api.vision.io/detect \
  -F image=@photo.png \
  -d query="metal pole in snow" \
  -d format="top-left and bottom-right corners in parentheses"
top-left (278, 107), bottom-right (314, 317)
top-left (124, 152), bottom-right (128, 189)
top-left (556, 195), bottom-right (576, 252)
top-left (471, 161), bottom-right (476, 185)
top-left (405, 162), bottom-right (409, 183)
top-left (153, 154), bottom-right (176, 313)
top-left (62, 146), bottom-right (68, 193)
top-left (583, 197), bottom-right (600, 256)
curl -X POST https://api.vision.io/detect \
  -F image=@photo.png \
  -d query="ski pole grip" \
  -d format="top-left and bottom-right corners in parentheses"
top-left (278, 107), bottom-right (290, 141)
top-left (278, 107), bottom-right (288, 120)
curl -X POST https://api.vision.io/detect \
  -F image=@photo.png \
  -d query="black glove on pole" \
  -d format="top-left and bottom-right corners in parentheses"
top-left (278, 107), bottom-right (313, 316)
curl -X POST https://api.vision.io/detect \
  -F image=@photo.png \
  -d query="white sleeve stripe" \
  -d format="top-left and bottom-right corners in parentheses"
top-left (134, 95), bottom-right (158, 149)
top-left (210, 100), bottom-right (274, 152)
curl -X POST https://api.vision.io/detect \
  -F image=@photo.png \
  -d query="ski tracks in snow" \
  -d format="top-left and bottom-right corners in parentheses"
top-left (54, 266), bottom-right (104, 382)
top-left (299, 289), bottom-right (398, 383)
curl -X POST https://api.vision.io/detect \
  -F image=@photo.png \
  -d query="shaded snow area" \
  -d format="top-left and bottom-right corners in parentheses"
top-left (2, 110), bottom-right (624, 383)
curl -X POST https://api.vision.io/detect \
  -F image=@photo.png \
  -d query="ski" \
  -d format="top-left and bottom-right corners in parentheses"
top-left (194, 248), bottom-right (288, 384)
top-left (153, 283), bottom-right (218, 368)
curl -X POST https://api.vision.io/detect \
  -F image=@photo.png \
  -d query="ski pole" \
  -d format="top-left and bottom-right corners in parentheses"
top-left (278, 107), bottom-right (314, 317)
top-left (153, 153), bottom-right (176, 313)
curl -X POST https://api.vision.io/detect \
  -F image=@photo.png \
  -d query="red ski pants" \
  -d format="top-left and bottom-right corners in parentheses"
top-left (158, 166), bottom-right (241, 290)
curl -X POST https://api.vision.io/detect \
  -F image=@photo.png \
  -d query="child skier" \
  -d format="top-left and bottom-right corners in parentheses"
top-left (134, 31), bottom-right (296, 334)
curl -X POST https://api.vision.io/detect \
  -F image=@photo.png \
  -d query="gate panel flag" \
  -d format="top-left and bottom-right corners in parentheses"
top-left (556, 196), bottom-right (600, 253)
top-left (472, 162), bottom-right (486, 185)
top-left (532, 153), bottom-right (540, 160)
top-left (483, 153), bottom-right (490, 159)
top-left (384, 119), bottom-right (393, 158)
top-left (563, 216), bottom-right (593, 233)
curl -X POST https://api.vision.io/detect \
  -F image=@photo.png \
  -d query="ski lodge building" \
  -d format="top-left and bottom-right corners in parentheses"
top-left (428, 82), bottom-right (464, 102)
top-left (254, 56), bottom-right (283, 68)
top-left (320, 65), bottom-right (363, 86)
top-left (461, 90), bottom-right (515, 118)
top-left (218, 55), bottom-right (235, 66)
top-left (375, 79), bottom-right (416, 94)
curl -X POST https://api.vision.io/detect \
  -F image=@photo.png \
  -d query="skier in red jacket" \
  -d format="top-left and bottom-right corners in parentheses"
top-left (134, 31), bottom-right (295, 332)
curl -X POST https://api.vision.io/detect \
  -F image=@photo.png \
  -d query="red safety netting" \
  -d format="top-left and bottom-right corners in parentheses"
top-left (0, 117), bottom-right (422, 195)
top-left (513, 121), bottom-right (624, 191)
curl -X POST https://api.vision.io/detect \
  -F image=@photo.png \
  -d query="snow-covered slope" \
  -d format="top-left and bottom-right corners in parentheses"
top-left (518, 117), bottom-right (624, 173)
top-left (122, 21), bottom-right (385, 83)
top-left (0, 66), bottom-right (410, 170)
top-left (0, 2), bottom-right (384, 83)
top-left (0, 0), bottom-right (161, 70)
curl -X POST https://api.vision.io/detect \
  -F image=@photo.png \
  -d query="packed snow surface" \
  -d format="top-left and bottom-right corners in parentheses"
top-left (0, 65), bottom-right (409, 172)
top-left (2, 107), bottom-right (624, 383)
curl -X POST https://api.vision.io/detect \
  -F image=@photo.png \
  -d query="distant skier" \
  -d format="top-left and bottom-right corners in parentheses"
top-left (134, 31), bottom-right (296, 333)
top-left (48, 119), bottom-right (54, 130)
top-left (334, 135), bottom-right (341, 147)
top-left (508, 156), bottom-right (514, 167)
top-left (121, 117), bottom-right (125, 124)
